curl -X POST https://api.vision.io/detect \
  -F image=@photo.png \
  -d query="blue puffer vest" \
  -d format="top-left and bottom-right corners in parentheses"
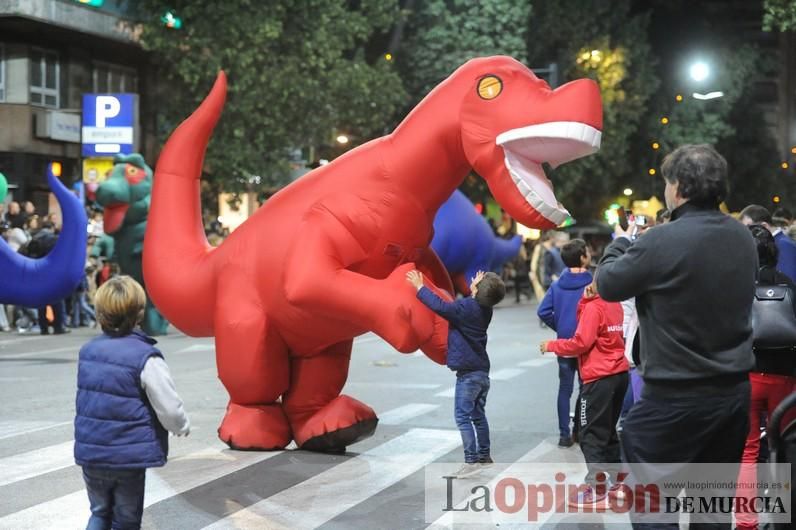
top-left (74, 330), bottom-right (168, 469)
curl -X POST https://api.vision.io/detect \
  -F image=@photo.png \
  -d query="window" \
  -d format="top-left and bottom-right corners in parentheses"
top-left (93, 62), bottom-right (138, 93)
top-left (30, 48), bottom-right (60, 108)
top-left (0, 44), bottom-right (5, 102)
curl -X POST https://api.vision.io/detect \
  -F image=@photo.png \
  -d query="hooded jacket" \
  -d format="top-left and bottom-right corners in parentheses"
top-left (537, 269), bottom-right (594, 339)
top-left (546, 295), bottom-right (628, 384)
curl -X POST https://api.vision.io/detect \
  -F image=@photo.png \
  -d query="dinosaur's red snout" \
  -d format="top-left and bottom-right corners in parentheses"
top-left (465, 67), bottom-right (604, 230)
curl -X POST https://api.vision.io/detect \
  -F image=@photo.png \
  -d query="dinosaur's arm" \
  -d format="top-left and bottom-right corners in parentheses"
top-left (415, 247), bottom-right (454, 298)
top-left (284, 205), bottom-right (431, 353)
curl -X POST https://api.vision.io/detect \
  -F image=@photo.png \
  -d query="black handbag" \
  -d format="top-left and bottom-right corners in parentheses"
top-left (752, 283), bottom-right (796, 349)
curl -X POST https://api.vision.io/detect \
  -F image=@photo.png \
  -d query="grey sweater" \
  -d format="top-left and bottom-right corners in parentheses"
top-left (597, 203), bottom-right (757, 385)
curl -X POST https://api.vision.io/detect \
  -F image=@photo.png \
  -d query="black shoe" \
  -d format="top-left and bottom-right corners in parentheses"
top-left (479, 456), bottom-right (494, 466)
top-left (39, 330), bottom-right (49, 335)
top-left (558, 436), bottom-right (574, 448)
top-left (53, 328), bottom-right (71, 335)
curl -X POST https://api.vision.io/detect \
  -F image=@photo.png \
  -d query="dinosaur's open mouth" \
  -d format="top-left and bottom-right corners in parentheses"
top-left (496, 122), bottom-right (602, 226)
top-left (102, 203), bottom-right (129, 234)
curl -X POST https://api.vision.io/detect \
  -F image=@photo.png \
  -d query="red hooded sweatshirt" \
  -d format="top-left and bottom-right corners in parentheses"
top-left (547, 294), bottom-right (628, 384)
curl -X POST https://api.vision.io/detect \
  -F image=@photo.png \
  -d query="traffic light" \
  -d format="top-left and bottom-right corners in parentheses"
top-left (162, 11), bottom-right (183, 29)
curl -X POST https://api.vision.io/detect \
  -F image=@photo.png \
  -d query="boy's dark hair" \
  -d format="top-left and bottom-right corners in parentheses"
top-left (655, 208), bottom-right (670, 224)
top-left (773, 207), bottom-right (793, 221)
top-left (661, 144), bottom-right (728, 207)
top-left (739, 204), bottom-right (772, 225)
top-left (561, 239), bottom-right (588, 268)
top-left (475, 272), bottom-right (505, 307)
top-left (748, 224), bottom-right (778, 268)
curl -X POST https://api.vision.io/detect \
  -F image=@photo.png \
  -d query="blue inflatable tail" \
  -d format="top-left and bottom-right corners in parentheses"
top-left (0, 173), bottom-right (88, 306)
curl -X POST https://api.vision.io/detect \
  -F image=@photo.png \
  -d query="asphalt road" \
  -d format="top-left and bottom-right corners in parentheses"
top-left (0, 299), bottom-right (638, 529)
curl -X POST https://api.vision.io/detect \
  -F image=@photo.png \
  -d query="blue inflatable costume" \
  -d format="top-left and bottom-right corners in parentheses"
top-left (431, 190), bottom-right (522, 295)
top-left (0, 173), bottom-right (88, 307)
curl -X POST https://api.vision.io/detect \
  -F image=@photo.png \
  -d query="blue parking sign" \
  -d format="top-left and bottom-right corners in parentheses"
top-left (82, 94), bottom-right (137, 156)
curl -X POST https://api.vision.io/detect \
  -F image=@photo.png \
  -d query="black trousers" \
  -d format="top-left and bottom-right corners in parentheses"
top-left (579, 371), bottom-right (628, 485)
top-left (621, 379), bottom-right (750, 529)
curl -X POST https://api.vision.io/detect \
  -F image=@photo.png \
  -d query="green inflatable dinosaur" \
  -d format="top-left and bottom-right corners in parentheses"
top-left (95, 153), bottom-right (169, 335)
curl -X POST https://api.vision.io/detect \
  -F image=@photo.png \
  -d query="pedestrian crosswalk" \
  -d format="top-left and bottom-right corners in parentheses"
top-left (0, 398), bottom-right (583, 530)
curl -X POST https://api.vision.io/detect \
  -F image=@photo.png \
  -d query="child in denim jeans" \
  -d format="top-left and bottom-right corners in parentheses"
top-left (407, 269), bottom-right (505, 478)
top-left (74, 276), bottom-right (190, 529)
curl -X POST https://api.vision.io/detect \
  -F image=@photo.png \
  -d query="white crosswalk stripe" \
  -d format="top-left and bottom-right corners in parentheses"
top-left (0, 444), bottom-right (283, 529)
top-left (0, 441), bottom-right (74, 487)
top-left (0, 420), bottom-right (71, 441)
top-left (378, 403), bottom-right (439, 425)
top-left (490, 367), bottom-right (525, 380)
top-left (203, 428), bottom-right (461, 530)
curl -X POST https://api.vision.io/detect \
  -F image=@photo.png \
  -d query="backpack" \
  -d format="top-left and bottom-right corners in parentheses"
top-left (752, 282), bottom-right (796, 350)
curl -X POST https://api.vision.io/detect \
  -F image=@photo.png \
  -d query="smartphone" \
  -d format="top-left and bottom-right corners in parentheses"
top-left (617, 206), bottom-right (629, 230)
top-left (635, 214), bottom-right (649, 227)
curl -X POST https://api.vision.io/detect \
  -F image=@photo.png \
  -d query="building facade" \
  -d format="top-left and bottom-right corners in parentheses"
top-left (0, 0), bottom-right (156, 212)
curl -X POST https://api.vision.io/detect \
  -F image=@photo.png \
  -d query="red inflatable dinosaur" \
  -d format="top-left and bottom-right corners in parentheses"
top-left (144, 56), bottom-right (602, 452)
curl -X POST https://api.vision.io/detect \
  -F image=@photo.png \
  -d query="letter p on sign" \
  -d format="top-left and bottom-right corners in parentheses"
top-left (96, 96), bottom-right (121, 127)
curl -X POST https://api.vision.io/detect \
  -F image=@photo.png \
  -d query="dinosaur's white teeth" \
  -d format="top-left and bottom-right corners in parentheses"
top-left (497, 122), bottom-right (602, 226)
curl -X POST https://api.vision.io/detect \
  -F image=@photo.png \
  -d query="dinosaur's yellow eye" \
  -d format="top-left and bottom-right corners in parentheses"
top-left (477, 75), bottom-right (502, 100)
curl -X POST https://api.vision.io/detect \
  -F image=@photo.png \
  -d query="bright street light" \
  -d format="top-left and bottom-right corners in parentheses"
top-left (336, 135), bottom-right (349, 145)
top-left (692, 91), bottom-right (724, 100)
top-left (623, 188), bottom-right (633, 196)
top-left (689, 61), bottom-right (710, 82)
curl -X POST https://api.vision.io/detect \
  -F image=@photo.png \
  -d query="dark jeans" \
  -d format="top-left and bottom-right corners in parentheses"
top-left (557, 357), bottom-right (581, 438)
top-left (621, 379), bottom-right (750, 529)
top-left (454, 371), bottom-right (491, 463)
top-left (37, 299), bottom-right (66, 333)
top-left (82, 466), bottom-right (146, 530)
top-left (579, 372), bottom-right (628, 484)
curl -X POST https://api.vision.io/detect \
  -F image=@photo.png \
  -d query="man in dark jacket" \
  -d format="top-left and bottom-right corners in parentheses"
top-left (407, 269), bottom-right (505, 478)
top-left (596, 144), bottom-right (757, 528)
top-left (24, 227), bottom-right (70, 334)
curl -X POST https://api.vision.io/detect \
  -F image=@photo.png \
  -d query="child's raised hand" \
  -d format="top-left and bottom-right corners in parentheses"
top-left (473, 270), bottom-right (486, 284)
top-left (405, 270), bottom-right (424, 290)
top-left (539, 340), bottom-right (550, 354)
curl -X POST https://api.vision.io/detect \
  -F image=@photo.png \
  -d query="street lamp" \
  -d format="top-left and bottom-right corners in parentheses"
top-left (336, 135), bottom-right (349, 145)
top-left (623, 188), bottom-right (633, 196)
top-left (689, 61), bottom-right (710, 82)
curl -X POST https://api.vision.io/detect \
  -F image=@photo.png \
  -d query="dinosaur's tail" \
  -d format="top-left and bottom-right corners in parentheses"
top-left (491, 235), bottom-right (523, 269)
top-left (0, 173), bottom-right (87, 307)
top-left (143, 72), bottom-right (227, 337)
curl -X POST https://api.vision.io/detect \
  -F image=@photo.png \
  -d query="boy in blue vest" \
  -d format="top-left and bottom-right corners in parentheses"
top-left (537, 239), bottom-right (593, 447)
top-left (407, 269), bottom-right (505, 478)
top-left (74, 275), bottom-right (190, 529)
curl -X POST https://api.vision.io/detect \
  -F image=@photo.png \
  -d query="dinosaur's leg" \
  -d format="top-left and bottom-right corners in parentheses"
top-left (283, 340), bottom-right (377, 453)
top-left (215, 272), bottom-right (292, 450)
top-left (414, 248), bottom-right (452, 365)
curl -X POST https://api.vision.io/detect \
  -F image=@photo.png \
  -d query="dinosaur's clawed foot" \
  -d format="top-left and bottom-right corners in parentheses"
top-left (218, 402), bottom-right (292, 450)
top-left (292, 395), bottom-right (378, 453)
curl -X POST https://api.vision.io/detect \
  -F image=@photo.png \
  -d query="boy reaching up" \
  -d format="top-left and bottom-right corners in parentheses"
top-left (407, 269), bottom-right (505, 478)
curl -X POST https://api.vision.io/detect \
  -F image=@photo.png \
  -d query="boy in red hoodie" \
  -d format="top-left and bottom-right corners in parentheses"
top-left (540, 279), bottom-right (629, 506)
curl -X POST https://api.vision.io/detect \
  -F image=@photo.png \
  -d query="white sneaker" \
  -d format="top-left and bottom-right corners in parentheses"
top-left (450, 463), bottom-right (481, 479)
